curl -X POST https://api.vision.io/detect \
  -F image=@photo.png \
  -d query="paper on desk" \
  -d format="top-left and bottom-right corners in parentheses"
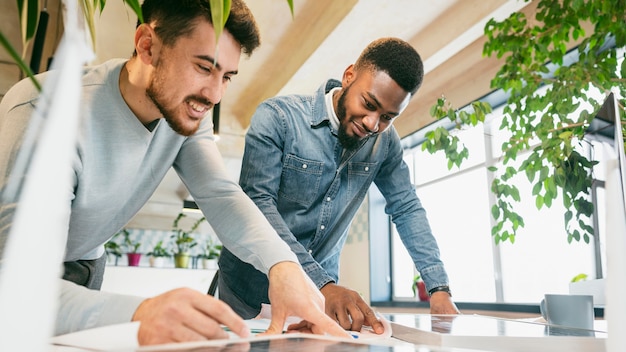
top-left (50, 306), bottom-right (393, 351)
top-left (257, 303), bottom-right (393, 339)
top-left (50, 321), bottom-right (140, 351)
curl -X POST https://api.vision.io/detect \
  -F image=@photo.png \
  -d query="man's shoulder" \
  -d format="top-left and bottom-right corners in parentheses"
top-left (82, 58), bottom-right (127, 87)
top-left (0, 73), bottom-right (48, 114)
top-left (264, 92), bottom-right (312, 105)
top-left (260, 93), bottom-right (314, 117)
top-left (261, 79), bottom-right (336, 114)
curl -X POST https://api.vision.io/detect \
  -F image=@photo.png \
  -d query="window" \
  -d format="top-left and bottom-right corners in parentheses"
top-left (387, 104), bottom-right (607, 304)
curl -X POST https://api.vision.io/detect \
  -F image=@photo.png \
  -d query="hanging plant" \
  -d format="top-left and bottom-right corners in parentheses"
top-left (422, 0), bottom-right (626, 245)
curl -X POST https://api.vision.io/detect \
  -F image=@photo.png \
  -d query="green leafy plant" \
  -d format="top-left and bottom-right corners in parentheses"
top-left (104, 232), bottom-right (123, 259)
top-left (146, 240), bottom-right (172, 258)
top-left (120, 228), bottom-right (141, 254)
top-left (423, 0), bottom-right (626, 245)
top-left (410, 274), bottom-right (421, 297)
top-left (571, 273), bottom-right (589, 283)
top-left (0, 0), bottom-right (143, 91)
top-left (171, 213), bottom-right (205, 254)
top-left (411, 274), bottom-right (430, 302)
top-left (199, 237), bottom-right (222, 259)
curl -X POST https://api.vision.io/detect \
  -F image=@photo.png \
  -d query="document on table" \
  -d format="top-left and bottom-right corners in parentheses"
top-left (51, 306), bottom-right (394, 351)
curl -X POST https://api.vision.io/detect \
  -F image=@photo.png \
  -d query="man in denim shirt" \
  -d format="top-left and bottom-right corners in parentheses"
top-left (219, 37), bottom-right (459, 333)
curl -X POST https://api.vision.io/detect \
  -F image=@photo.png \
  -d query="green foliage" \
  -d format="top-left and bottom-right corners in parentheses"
top-left (146, 240), bottom-right (172, 258)
top-left (104, 232), bottom-right (123, 258)
top-left (422, 99), bottom-right (491, 169)
top-left (209, 0), bottom-right (231, 46)
top-left (120, 228), bottom-right (141, 253)
top-left (171, 213), bottom-right (206, 254)
top-left (17, 0), bottom-right (39, 51)
top-left (1, 0), bottom-right (144, 92)
top-left (571, 273), bottom-right (588, 283)
top-left (199, 237), bottom-right (222, 259)
top-left (424, 0), bottom-right (626, 245)
top-left (411, 274), bottom-right (422, 297)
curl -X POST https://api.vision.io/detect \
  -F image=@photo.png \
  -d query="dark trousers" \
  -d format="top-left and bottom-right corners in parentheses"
top-left (62, 254), bottom-right (107, 290)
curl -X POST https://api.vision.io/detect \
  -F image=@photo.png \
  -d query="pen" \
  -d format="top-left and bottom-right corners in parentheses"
top-left (222, 326), bottom-right (267, 334)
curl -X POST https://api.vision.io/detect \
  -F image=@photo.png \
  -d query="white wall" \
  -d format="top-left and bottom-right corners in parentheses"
top-left (339, 199), bottom-right (371, 303)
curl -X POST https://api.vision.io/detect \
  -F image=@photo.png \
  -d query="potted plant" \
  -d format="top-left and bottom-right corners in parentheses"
top-left (104, 234), bottom-right (123, 266)
top-left (412, 274), bottom-right (430, 302)
top-left (198, 238), bottom-right (222, 270)
top-left (120, 229), bottom-right (142, 267)
top-left (146, 240), bottom-right (172, 268)
top-left (171, 212), bottom-right (205, 269)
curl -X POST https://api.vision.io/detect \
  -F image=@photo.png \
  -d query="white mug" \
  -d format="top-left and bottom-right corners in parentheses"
top-left (540, 294), bottom-right (594, 330)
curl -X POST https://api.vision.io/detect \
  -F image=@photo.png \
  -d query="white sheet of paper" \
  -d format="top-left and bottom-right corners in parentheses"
top-left (50, 305), bottom-right (393, 350)
top-left (50, 321), bottom-right (140, 351)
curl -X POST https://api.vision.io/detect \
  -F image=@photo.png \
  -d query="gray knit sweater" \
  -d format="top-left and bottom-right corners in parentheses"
top-left (0, 59), bottom-right (296, 335)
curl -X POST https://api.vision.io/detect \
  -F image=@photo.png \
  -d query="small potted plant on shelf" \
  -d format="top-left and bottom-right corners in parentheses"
top-left (412, 274), bottom-right (430, 302)
top-left (171, 212), bottom-right (205, 269)
top-left (146, 240), bottom-right (172, 268)
top-left (198, 237), bottom-right (222, 270)
top-left (121, 229), bottom-right (142, 267)
top-left (104, 234), bottom-right (123, 266)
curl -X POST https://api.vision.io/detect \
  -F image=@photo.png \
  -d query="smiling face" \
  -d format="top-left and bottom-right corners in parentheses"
top-left (145, 20), bottom-right (241, 136)
top-left (335, 66), bottom-right (410, 149)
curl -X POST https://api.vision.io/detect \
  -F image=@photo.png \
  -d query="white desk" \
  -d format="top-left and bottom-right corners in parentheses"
top-left (101, 265), bottom-right (217, 297)
top-left (386, 313), bottom-right (606, 352)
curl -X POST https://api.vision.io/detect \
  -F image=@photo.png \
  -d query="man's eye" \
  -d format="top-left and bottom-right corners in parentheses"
top-left (223, 75), bottom-right (232, 82)
top-left (199, 65), bottom-right (212, 73)
top-left (382, 114), bottom-right (393, 121)
top-left (365, 101), bottom-right (376, 110)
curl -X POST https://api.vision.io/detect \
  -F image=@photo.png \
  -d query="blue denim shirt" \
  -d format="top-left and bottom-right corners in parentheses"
top-left (219, 79), bottom-right (449, 314)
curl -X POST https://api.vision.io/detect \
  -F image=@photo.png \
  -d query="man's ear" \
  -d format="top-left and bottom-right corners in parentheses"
top-left (135, 23), bottom-right (160, 64)
top-left (342, 64), bottom-right (355, 87)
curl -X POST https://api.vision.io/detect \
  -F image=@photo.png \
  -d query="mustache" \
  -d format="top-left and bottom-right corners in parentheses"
top-left (355, 121), bottom-right (380, 136)
top-left (186, 95), bottom-right (214, 109)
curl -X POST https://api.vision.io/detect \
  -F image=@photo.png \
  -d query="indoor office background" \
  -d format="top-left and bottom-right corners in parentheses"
top-left (361, 71), bottom-right (620, 308)
top-left (382, 104), bottom-right (606, 305)
top-left (1, 0), bottom-right (617, 315)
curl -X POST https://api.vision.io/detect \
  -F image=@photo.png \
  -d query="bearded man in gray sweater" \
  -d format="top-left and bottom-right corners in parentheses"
top-left (0, 0), bottom-right (347, 345)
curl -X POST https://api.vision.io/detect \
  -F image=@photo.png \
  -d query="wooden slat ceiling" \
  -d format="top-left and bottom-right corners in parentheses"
top-left (215, 0), bottom-right (534, 157)
top-left (88, 0), bottom-right (540, 228)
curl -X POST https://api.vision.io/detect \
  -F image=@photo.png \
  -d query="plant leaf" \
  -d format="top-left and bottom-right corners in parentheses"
top-left (123, 0), bottom-right (143, 23)
top-left (0, 31), bottom-right (40, 90)
top-left (286, 0), bottom-right (294, 18)
top-left (19, 0), bottom-right (39, 43)
top-left (209, 0), bottom-right (231, 44)
top-left (80, 0), bottom-right (97, 50)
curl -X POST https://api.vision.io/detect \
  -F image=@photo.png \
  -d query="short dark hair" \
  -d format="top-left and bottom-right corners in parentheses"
top-left (354, 37), bottom-right (423, 95)
top-left (139, 0), bottom-right (260, 56)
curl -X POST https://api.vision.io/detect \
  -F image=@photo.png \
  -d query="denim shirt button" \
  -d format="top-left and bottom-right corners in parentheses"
top-left (364, 166), bottom-right (369, 171)
top-left (320, 225), bottom-right (325, 230)
top-left (308, 249), bottom-right (313, 254)
top-left (302, 164), bottom-right (308, 169)
top-left (326, 197), bottom-right (331, 202)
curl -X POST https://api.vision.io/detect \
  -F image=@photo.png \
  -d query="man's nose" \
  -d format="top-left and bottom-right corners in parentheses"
top-left (362, 114), bottom-right (380, 134)
top-left (200, 76), bottom-right (225, 106)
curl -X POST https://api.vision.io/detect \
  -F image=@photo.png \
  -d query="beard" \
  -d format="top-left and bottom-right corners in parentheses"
top-left (336, 86), bottom-right (361, 150)
top-left (145, 59), bottom-right (207, 137)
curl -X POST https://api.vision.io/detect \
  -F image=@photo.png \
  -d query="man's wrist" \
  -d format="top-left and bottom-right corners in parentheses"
top-left (428, 285), bottom-right (452, 297)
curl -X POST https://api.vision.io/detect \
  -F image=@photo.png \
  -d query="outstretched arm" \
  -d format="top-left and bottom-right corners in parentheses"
top-left (262, 261), bottom-right (350, 338)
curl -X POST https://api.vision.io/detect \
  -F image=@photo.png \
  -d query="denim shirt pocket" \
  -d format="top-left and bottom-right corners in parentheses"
top-left (280, 154), bottom-right (324, 206)
top-left (347, 161), bottom-right (378, 196)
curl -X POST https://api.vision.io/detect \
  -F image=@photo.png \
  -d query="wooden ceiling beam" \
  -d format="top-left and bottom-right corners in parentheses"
top-left (408, 0), bottom-right (507, 63)
top-left (394, 0), bottom-right (539, 138)
top-left (229, 0), bottom-right (358, 128)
